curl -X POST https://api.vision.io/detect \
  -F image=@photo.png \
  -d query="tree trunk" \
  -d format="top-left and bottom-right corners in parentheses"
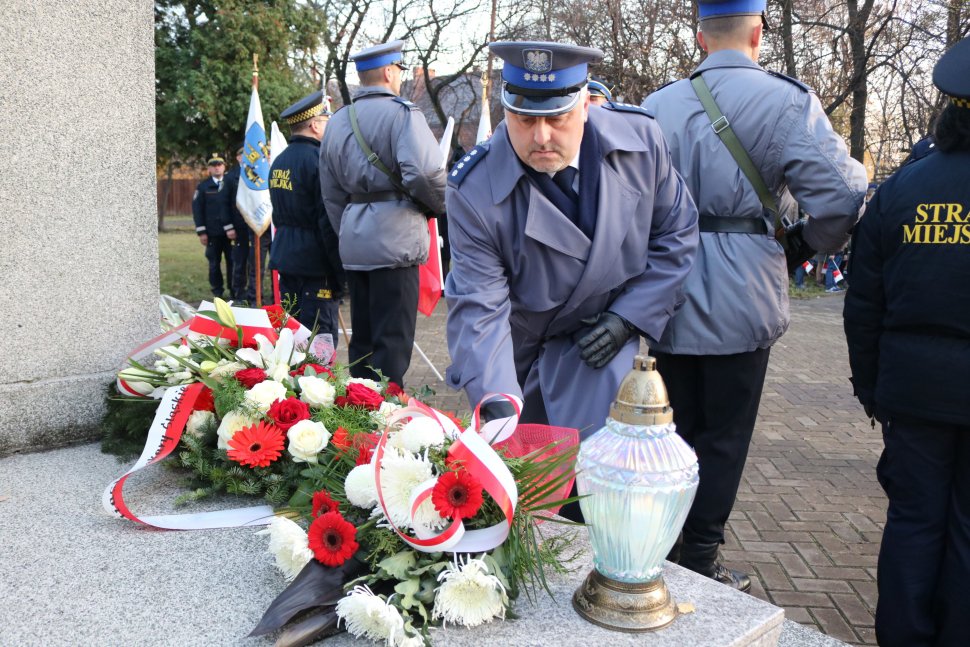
top-left (847, 0), bottom-right (869, 162)
top-left (780, 0), bottom-right (797, 77)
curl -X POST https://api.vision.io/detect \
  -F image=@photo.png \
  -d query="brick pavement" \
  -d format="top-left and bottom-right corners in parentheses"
top-left (342, 292), bottom-right (883, 646)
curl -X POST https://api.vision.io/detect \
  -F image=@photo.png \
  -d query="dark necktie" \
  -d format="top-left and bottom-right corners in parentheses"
top-left (553, 167), bottom-right (579, 206)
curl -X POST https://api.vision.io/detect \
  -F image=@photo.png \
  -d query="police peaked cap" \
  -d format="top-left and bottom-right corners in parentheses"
top-left (697, 0), bottom-right (771, 29)
top-left (933, 36), bottom-right (970, 109)
top-left (490, 41), bottom-right (604, 117)
top-left (350, 40), bottom-right (406, 73)
top-left (587, 77), bottom-right (614, 101)
top-left (280, 91), bottom-right (330, 126)
top-left (207, 153), bottom-right (226, 165)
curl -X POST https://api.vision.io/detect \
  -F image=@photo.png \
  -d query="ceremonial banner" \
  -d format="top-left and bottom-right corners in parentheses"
top-left (476, 98), bottom-right (492, 144)
top-left (237, 87), bottom-right (273, 236)
top-left (417, 219), bottom-right (443, 316)
top-left (269, 120), bottom-right (288, 304)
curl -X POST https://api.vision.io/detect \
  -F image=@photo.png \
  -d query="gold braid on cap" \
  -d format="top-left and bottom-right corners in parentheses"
top-left (950, 96), bottom-right (970, 109)
top-left (285, 103), bottom-right (325, 125)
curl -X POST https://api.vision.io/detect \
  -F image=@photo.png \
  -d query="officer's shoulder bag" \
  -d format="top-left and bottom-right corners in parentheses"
top-left (689, 73), bottom-right (792, 250)
top-left (347, 103), bottom-right (435, 218)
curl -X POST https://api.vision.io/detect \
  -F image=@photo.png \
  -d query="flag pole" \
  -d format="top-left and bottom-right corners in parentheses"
top-left (251, 53), bottom-right (264, 308)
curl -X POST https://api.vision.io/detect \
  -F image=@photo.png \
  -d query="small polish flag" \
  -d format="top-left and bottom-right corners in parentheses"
top-left (832, 266), bottom-right (844, 283)
top-left (802, 260), bottom-right (814, 272)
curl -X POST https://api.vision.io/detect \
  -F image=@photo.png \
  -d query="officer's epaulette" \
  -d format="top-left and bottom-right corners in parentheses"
top-left (392, 96), bottom-right (419, 110)
top-left (767, 70), bottom-right (811, 93)
top-left (603, 102), bottom-right (655, 118)
top-left (448, 143), bottom-right (489, 187)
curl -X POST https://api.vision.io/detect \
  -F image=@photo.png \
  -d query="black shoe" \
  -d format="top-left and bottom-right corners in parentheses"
top-left (712, 562), bottom-right (752, 593)
top-left (679, 540), bottom-right (752, 593)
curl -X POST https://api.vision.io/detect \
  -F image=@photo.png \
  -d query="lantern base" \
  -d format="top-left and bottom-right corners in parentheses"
top-left (572, 569), bottom-right (679, 632)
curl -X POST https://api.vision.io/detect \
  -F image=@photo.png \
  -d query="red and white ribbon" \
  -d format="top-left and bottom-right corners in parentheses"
top-left (373, 395), bottom-right (522, 553)
top-left (102, 382), bottom-right (276, 529)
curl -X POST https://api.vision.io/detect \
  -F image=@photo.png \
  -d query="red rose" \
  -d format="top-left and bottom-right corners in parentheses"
top-left (386, 382), bottom-right (404, 398)
top-left (235, 367), bottom-right (268, 389)
top-left (194, 387), bottom-right (215, 412)
top-left (291, 363), bottom-right (333, 379)
top-left (335, 382), bottom-right (384, 410)
top-left (267, 397), bottom-right (311, 431)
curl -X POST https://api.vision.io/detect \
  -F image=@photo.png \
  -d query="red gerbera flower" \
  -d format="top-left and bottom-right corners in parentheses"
top-left (385, 382), bottom-right (404, 398)
top-left (194, 387), bottom-right (215, 413)
top-left (307, 511), bottom-right (359, 567)
top-left (331, 426), bottom-right (351, 452)
top-left (431, 470), bottom-right (484, 520)
top-left (226, 421), bottom-right (285, 468)
top-left (355, 445), bottom-right (373, 466)
top-left (312, 490), bottom-right (340, 517)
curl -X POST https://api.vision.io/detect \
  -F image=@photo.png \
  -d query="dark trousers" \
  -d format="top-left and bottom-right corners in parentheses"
top-left (654, 348), bottom-right (771, 547)
top-left (875, 417), bottom-right (970, 647)
top-left (347, 267), bottom-right (418, 387)
top-left (278, 273), bottom-right (339, 350)
top-left (231, 230), bottom-right (250, 301)
top-left (204, 235), bottom-right (234, 297)
top-left (247, 233), bottom-right (272, 304)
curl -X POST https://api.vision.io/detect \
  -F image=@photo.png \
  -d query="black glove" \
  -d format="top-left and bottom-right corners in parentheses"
top-left (779, 220), bottom-right (816, 274)
top-left (480, 400), bottom-right (517, 423)
top-left (575, 312), bottom-right (635, 369)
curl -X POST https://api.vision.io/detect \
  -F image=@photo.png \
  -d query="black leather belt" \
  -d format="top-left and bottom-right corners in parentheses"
top-left (349, 191), bottom-right (405, 204)
top-left (698, 215), bottom-right (768, 234)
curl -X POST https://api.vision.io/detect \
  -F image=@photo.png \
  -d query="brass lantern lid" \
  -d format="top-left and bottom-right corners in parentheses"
top-left (609, 355), bottom-right (673, 425)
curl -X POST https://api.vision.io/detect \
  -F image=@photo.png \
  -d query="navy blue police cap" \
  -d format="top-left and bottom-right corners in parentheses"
top-left (207, 153), bottom-right (226, 165)
top-left (490, 41), bottom-right (604, 117)
top-left (933, 36), bottom-right (970, 109)
top-left (698, 0), bottom-right (770, 29)
top-left (587, 77), bottom-right (614, 101)
top-left (280, 91), bottom-right (330, 126)
top-left (351, 40), bottom-right (406, 73)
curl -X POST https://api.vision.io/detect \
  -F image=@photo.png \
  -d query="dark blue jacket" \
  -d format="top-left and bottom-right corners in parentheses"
top-left (191, 176), bottom-right (235, 237)
top-left (269, 136), bottom-right (343, 287)
top-left (222, 167), bottom-right (249, 237)
top-left (844, 150), bottom-right (970, 425)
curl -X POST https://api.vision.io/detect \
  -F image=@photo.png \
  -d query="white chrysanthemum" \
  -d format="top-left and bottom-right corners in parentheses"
top-left (298, 375), bottom-right (336, 408)
top-left (256, 517), bottom-right (312, 581)
top-left (395, 632), bottom-right (425, 647)
top-left (432, 556), bottom-right (508, 627)
top-left (344, 464), bottom-right (379, 509)
top-left (185, 410), bottom-right (215, 437)
top-left (378, 448), bottom-right (437, 529)
top-left (336, 585), bottom-right (405, 643)
top-left (216, 410), bottom-right (256, 449)
top-left (395, 417), bottom-right (446, 453)
top-left (348, 377), bottom-right (382, 392)
top-left (209, 360), bottom-right (247, 382)
top-left (244, 380), bottom-right (288, 413)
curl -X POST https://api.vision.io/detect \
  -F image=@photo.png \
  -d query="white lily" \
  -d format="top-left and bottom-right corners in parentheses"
top-left (235, 328), bottom-right (305, 376)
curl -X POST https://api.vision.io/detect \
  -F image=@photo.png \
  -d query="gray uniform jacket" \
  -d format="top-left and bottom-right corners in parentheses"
top-left (445, 105), bottom-right (699, 437)
top-left (643, 50), bottom-right (867, 355)
top-left (319, 86), bottom-right (447, 271)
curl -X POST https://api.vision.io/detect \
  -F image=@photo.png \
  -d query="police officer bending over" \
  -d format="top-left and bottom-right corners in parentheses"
top-left (844, 37), bottom-right (970, 647)
top-left (642, 0), bottom-right (867, 591)
top-left (269, 91), bottom-right (344, 346)
top-left (445, 41), bottom-right (698, 478)
top-left (192, 153), bottom-right (238, 298)
top-left (319, 40), bottom-right (446, 388)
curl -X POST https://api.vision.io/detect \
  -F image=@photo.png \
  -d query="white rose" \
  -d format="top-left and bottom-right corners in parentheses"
top-left (371, 401), bottom-right (403, 430)
top-left (209, 361), bottom-right (247, 382)
top-left (244, 380), bottom-right (288, 413)
top-left (349, 377), bottom-right (382, 392)
top-left (217, 410), bottom-right (256, 449)
top-left (287, 420), bottom-right (331, 464)
top-left (395, 416), bottom-right (445, 453)
top-left (185, 410), bottom-right (215, 437)
top-left (344, 464), bottom-right (378, 508)
top-left (298, 375), bottom-right (336, 408)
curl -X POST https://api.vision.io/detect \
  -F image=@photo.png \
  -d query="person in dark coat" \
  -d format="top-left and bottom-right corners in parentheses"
top-left (192, 153), bottom-right (237, 298)
top-left (269, 91), bottom-right (344, 347)
top-left (223, 146), bottom-right (250, 302)
top-left (844, 36), bottom-right (970, 647)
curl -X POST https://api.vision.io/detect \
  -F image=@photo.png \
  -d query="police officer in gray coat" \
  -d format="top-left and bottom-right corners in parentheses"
top-left (319, 40), bottom-right (446, 388)
top-left (445, 42), bottom-right (698, 463)
top-left (642, 0), bottom-right (867, 591)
